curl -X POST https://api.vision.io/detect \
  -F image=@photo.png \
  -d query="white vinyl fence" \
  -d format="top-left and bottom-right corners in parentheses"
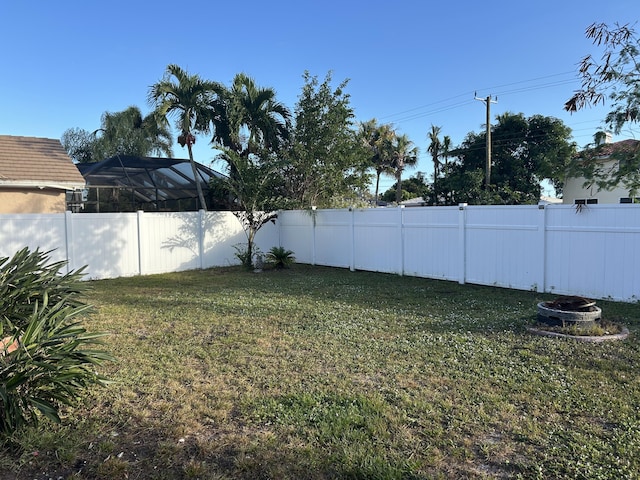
top-left (277, 204), bottom-right (640, 302)
top-left (0, 211), bottom-right (278, 280)
top-left (1, 204), bottom-right (639, 301)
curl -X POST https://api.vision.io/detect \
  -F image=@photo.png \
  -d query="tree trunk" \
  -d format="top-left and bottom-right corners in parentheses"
top-left (433, 158), bottom-right (439, 205)
top-left (395, 171), bottom-right (403, 203)
top-left (187, 143), bottom-right (208, 211)
top-left (375, 172), bottom-right (381, 203)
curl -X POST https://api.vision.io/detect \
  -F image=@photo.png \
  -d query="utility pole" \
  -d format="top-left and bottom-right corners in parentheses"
top-left (475, 93), bottom-right (498, 188)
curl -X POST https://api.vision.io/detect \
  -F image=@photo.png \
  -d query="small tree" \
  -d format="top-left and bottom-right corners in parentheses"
top-left (286, 72), bottom-right (371, 208)
top-left (213, 150), bottom-right (290, 269)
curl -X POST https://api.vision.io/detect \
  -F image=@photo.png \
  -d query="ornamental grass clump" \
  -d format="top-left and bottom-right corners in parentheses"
top-left (0, 248), bottom-right (112, 436)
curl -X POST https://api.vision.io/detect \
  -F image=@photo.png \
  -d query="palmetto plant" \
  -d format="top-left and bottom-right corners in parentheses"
top-left (0, 248), bottom-right (112, 435)
top-left (266, 246), bottom-right (295, 269)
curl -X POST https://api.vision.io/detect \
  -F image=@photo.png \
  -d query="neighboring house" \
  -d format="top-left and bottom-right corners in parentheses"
top-left (563, 135), bottom-right (640, 205)
top-left (0, 135), bottom-right (85, 213)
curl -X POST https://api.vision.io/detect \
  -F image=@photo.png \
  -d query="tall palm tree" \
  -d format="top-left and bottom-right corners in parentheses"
top-left (223, 73), bottom-right (291, 157)
top-left (390, 134), bottom-right (419, 203)
top-left (427, 125), bottom-right (442, 204)
top-left (359, 119), bottom-right (395, 203)
top-left (148, 64), bottom-right (224, 211)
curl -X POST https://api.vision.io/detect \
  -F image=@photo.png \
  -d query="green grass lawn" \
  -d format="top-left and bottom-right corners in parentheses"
top-left (2, 265), bottom-right (639, 479)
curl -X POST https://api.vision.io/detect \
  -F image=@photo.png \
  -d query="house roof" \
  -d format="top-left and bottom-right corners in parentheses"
top-left (586, 139), bottom-right (640, 158)
top-left (0, 135), bottom-right (85, 189)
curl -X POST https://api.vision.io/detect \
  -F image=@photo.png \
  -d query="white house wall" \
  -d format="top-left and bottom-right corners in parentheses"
top-left (563, 158), bottom-right (632, 204)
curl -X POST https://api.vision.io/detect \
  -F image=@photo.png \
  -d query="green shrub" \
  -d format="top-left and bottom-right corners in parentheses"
top-left (233, 244), bottom-right (263, 270)
top-left (266, 246), bottom-right (295, 269)
top-left (0, 248), bottom-right (112, 436)
top-left (0, 248), bottom-right (88, 330)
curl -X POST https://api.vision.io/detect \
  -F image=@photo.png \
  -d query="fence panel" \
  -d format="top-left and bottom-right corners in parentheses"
top-left (0, 214), bottom-right (67, 264)
top-left (315, 209), bottom-right (352, 268)
top-left (402, 206), bottom-right (460, 280)
top-left (545, 205), bottom-right (640, 301)
top-left (139, 212), bottom-right (201, 275)
top-left (69, 213), bottom-right (140, 279)
top-left (353, 208), bottom-right (402, 274)
top-left (277, 210), bottom-right (314, 264)
top-left (464, 206), bottom-right (542, 291)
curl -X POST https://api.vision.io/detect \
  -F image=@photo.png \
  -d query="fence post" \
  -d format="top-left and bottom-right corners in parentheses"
top-left (136, 210), bottom-right (144, 276)
top-left (458, 203), bottom-right (467, 284)
top-left (536, 204), bottom-right (547, 293)
top-left (398, 205), bottom-right (405, 276)
top-left (350, 207), bottom-right (355, 272)
top-left (198, 209), bottom-right (205, 269)
top-left (311, 206), bottom-right (317, 266)
top-left (277, 209), bottom-right (282, 248)
top-left (64, 211), bottom-right (74, 274)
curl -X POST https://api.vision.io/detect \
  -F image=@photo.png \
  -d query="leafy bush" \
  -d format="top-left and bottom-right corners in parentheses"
top-left (266, 247), bottom-right (295, 269)
top-left (233, 244), bottom-right (263, 270)
top-left (0, 248), bottom-right (88, 330)
top-left (0, 248), bottom-right (112, 436)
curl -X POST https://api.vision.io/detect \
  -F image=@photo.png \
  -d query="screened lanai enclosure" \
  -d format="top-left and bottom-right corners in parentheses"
top-left (74, 155), bottom-right (229, 212)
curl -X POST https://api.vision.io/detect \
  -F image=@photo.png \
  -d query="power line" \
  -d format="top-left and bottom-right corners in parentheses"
top-left (378, 71), bottom-right (578, 125)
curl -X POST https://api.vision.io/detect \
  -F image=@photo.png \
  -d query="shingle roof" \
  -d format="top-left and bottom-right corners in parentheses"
top-left (590, 139), bottom-right (640, 157)
top-left (0, 135), bottom-right (85, 188)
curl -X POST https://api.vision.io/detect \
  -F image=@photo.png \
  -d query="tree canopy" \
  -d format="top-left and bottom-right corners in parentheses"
top-left (221, 73), bottom-right (291, 157)
top-left (61, 106), bottom-right (173, 163)
top-left (565, 22), bottom-right (640, 195)
top-left (381, 173), bottom-right (429, 203)
top-left (284, 72), bottom-right (371, 208)
top-left (438, 112), bottom-right (575, 205)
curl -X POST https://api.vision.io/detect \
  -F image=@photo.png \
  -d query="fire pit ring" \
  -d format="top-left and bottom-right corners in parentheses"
top-left (537, 296), bottom-right (601, 329)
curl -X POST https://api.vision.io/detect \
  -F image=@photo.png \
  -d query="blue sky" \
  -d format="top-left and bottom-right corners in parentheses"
top-left (0, 0), bottom-right (637, 196)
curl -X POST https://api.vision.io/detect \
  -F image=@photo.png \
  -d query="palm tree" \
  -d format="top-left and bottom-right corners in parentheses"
top-left (359, 119), bottom-right (395, 203)
top-left (390, 134), bottom-right (419, 203)
top-left (441, 135), bottom-right (452, 204)
top-left (93, 106), bottom-right (173, 160)
top-left (223, 73), bottom-right (291, 157)
top-left (62, 106), bottom-right (173, 163)
top-left (427, 125), bottom-right (442, 204)
top-left (441, 135), bottom-right (452, 168)
top-left (148, 64), bottom-right (224, 211)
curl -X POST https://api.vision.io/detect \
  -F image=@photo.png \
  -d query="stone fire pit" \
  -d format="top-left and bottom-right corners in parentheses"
top-left (537, 296), bottom-right (601, 329)
top-left (530, 295), bottom-right (629, 342)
